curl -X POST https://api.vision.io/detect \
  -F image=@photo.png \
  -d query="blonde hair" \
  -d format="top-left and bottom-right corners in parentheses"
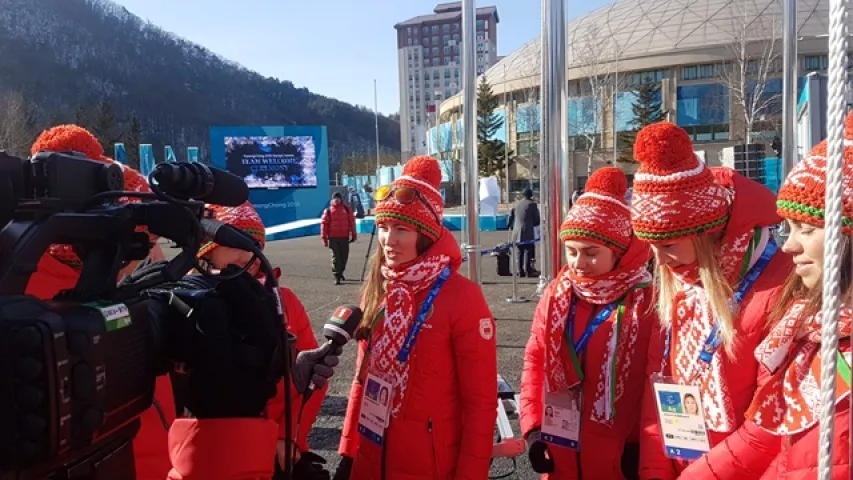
top-left (654, 234), bottom-right (738, 356)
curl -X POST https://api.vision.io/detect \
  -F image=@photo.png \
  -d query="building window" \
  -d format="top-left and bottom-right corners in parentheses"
top-left (453, 23), bottom-right (459, 31)
top-left (444, 56), bottom-right (450, 65)
top-left (453, 33), bottom-right (460, 42)
top-left (431, 25), bottom-right (439, 34)
top-left (443, 35), bottom-right (450, 43)
top-left (432, 36), bottom-right (439, 45)
top-left (804, 54), bottom-right (829, 71)
top-left (422, 37), bottom-right (429, 46)
top-left (682, 64), bottom-right (721, 81)
top-left (431, 47), bottom-right (439, 55)
top-left (627, 69), bottom-right (669, 86)
top-left (408, 38), bottom-right (413, 46)
top-left (442, 24), bottom-right (450, 33)
top-left (422, 26), bottom-right (429, 34)
top-left (476, 19), bottom-right (485, 29)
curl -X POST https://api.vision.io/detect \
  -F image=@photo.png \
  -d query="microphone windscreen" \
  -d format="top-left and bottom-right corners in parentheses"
top-left (323, 305), bottom-right (363, 345)
top-left (208, 167), bottom-right (250, 206)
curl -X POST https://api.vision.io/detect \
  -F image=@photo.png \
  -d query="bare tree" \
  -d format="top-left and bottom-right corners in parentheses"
top-left (0, 91), bottom-right (36, 156)
top-left (721, 6), bottom-right (782, 143)
top-left (572, 24), bottom-right (620, 175)
top-left (515, 77), bottom-right (540, 190)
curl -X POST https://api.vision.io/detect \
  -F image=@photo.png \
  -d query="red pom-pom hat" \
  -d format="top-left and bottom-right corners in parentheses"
top-left (198, 201), bottom-right (267, 258)
top-left (776, 111), bottom-right (853, 236)
top-left (629, 122), bottom-right (731, 242)
top-left (374, 156), bottom-right (444, 242)
top-left (560, 167), bottom-right (632, 253)
top-left (31, 124), bottom-right (154, 268)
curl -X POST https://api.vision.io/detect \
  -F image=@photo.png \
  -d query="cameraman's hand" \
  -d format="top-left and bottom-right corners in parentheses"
top-left (183, 265), bottom-right (283, 418)
top-left (292, 343), bottom-right (343, 394)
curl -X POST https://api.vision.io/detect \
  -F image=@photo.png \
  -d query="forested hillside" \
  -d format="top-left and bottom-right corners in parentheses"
top-left (0, 0), bottom-right (400, 172)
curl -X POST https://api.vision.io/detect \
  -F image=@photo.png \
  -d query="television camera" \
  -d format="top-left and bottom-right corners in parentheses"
top-left (0, 150), bottom-right (297, 479)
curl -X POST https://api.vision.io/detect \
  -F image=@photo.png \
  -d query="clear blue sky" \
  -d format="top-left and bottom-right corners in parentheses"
top-left (112, 0), bottom-right (610, 115)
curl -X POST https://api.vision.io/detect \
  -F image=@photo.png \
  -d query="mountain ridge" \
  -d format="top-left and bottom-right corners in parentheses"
top-left (0, 0), bottom-right (400, 170)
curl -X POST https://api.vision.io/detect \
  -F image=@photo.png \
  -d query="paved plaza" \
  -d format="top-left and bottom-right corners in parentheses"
top-left (261, 229), bottom-right (541, 478)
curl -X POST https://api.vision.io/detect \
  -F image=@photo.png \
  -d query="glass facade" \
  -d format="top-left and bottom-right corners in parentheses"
top-left (676, 84), bottom-right (729, 126)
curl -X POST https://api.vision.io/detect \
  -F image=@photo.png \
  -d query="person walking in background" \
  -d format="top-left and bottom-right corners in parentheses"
top-left (508, 187), bottom-right (540, 277)
top-left (321, 192), bottom-right (357, 285)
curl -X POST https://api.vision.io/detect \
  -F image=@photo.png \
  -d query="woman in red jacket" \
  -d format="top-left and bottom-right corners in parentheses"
top-left (196, 201), bottom-right (329, 475)
top-left (25, 124), bottom-right (175, 480)
top-left (735, 113), bottom-right (852, 479)
top-left (520, 167), bottom-right (657, 479)
top-left (629, 123), bottom-right (791, 480)
top-left (334, 156), bottom-right (498, 480)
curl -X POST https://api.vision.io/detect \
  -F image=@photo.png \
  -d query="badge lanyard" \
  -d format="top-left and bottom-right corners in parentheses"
top-left (565, 298), bottom-right (622, 382)
top-left (357, 266), bottom-right (451, 381)
top-left (662, 238), bottom-right (778, 367)
top-left (397, 265), bottom-right (451, 362)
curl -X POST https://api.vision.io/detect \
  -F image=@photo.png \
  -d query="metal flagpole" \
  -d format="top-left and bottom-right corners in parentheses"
top-left (781, 0), bottom-right (797, 189)
top-left (504, 63), bottom-right (511, 204)
top-left (462, 0), bottom-right (480, 284)
top-left (537, 0), bottom-right (566, 295)
top-left (374, 79), bottom-right (381, 181)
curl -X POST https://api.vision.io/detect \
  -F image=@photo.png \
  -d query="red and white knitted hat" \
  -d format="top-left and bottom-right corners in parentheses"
top-left (198, 201), bottom-right (266, 258)
top-left (374, 155), bottom-right (444, 242)
top-left (630, 122), bottom-right (731, 242)
top-left (31, 124), bottom-right (153, 268)
top-left (560, 167), bottom-right (632, 253)
top-left (776, 111), bottom-right (853, 236)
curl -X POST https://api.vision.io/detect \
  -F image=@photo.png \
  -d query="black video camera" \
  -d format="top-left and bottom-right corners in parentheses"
top-left (0, 150), bottom-right (289, 479)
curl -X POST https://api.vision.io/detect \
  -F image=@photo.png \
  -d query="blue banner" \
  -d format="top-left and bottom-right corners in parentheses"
top-left (139, 144), bottom-right (155, 177)
top-left (113, 143), bottom-right (127, 165)
top-left (165, 145), bottom-right (177, 163)
top-left (187, 146), bottom-right (200, 163)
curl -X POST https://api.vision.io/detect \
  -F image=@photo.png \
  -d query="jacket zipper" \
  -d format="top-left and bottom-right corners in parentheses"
top-left (381, 427), bottom-right (389, 480)
top-left (428, 418), bottom-right (439, 479)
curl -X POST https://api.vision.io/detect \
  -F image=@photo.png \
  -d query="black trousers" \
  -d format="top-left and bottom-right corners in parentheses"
top-left (517, 244), bottom-right (535, 274)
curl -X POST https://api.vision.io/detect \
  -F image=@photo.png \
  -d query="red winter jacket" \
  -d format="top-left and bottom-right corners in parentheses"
top-left (757, 398), bottom-right (850, 479)
top-left (266, 286), bottom-right (327, 452)
top-left (639, 172), bottom-right (792, 480)
top-left (167, 418), bottom-right (277, 479)
top-left (321, 202), bottom-right (356, 241)
top-left (338, 233), bottom-right (497, 479)
top-left (520, 280), bottom-right (658, 479)
top-left (26, 253), bottom-right (178, 480)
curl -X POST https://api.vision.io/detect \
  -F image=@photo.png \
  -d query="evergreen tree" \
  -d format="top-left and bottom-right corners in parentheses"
top-left (618, 78), bottom-right (664, 163)
top-left (90, 101), bottom-right (123, 155)
top-left (476, 77), bottom-right (512, 177)
top-left (123, 115), bottom-right (143, 169)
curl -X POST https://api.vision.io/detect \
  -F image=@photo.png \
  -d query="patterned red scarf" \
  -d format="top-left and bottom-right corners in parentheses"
top-left (545, 237), bottom-right (652, 425)
top-left (749, 301), bottom-right (852, 434)
top-left (666, 227), bottom-right (763, 432)
top-left (368, 229), bottom-right (462, 417)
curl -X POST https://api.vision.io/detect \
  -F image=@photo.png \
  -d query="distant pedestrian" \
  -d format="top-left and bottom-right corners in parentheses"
top-left (321, 192), bottom-right (357, 285)
top-left (507, 188), bottom-right (540, 277)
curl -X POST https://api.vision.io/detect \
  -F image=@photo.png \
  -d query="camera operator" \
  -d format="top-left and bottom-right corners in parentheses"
top-left (164, 266), bottom-right (342, 480)
top-left (195, 202), bottom-right (331, 478)
top-left (24, 125), bottom-right (174, 480)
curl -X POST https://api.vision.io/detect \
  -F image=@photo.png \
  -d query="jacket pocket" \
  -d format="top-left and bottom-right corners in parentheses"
top-left (429, 417), bottom-right (461, 479)
top-left (386, 418), bottom-right (436, 477)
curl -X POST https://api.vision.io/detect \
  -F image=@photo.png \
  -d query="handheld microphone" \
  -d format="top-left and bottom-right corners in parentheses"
top-left (308, 305), bottom-right (362, 392)
top-left (151, 162), bottom-right (249, 206)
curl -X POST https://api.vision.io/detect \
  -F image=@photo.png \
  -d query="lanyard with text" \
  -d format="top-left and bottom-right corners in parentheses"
top-left (663, 238), bottom-right (778, 363)
top-left (396, 265), bottom-right (451, 362)
top-left (565, 298), bottom-right (621, 381)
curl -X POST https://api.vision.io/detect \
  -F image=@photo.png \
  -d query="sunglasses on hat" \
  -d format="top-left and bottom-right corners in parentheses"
top-left (374, 185), bottom-right (440, 225)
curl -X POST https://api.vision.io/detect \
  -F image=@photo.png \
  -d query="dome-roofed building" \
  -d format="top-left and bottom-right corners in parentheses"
top-left (426, 0), bottom-right (849, 194)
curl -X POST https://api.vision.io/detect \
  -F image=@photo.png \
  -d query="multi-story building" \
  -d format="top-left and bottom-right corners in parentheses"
top-left (433, 0), bottom-right (851, 194)
top-left (395, 2), bottom-right (499, 159)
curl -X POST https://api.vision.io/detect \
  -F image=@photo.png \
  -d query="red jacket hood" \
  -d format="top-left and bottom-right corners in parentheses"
top-left (712, 167), bottom-right (782, 242)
